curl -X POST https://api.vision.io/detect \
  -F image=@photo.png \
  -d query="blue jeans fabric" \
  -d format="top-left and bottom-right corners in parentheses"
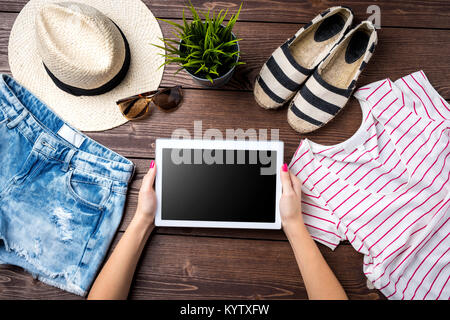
top-left (0, 74), bottom-right (134, 296)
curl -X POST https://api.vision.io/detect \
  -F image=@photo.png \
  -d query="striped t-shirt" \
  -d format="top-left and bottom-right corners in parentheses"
top-left (289, 71), bottom-right (449, 300)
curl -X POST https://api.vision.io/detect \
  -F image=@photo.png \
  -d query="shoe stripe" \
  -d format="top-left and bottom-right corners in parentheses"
top-left (257, 76), bottom-right (285, 104)
top-left (287, 36), bottom-right (296, 45)
top-left (313, 71), bottom-right (352, 97)
top-left (280, 42), bottom-right (312, 76)
top-left (293, 91), bottom-right (338, 123)
top-left (291, 103), bottom-right (323, 127)
top-left (304, 21), bottom-right (312, 29)
top-left (340, 5), bottom-right (354, 16)
top-left (359, 61), bottom-right (367, 71)
top-left (320, 8), bottom-right (331, 16)
top-left (260, 64), bottom-right (296, 99)
top-left (266, 56), bottom-right (303, 92)
top-left (306, 74), bottom-right (349, 107)
top-left (294, 14), bottom-right (322, 37)
top-left (300, 85), bottom-right (341, 115)
top-left (272, 46), bottom-right (310, 84)
top-left (254, 79), bottom-right (283, 108)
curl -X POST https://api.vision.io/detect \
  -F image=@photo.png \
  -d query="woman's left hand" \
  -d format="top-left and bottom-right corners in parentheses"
top-left (134, 161), bottom-right (157, 226)
top-left (87, 160), bottom-right (157, 300)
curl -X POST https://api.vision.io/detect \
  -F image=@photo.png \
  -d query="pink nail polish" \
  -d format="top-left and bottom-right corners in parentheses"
top-left (150, 160), bottom-right (154, 169)
top-left (282, 163), bottom-right (288, 172)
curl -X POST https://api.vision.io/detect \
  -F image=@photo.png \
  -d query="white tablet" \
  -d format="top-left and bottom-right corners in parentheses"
top-left (155, 139), bottom-right (283, 229)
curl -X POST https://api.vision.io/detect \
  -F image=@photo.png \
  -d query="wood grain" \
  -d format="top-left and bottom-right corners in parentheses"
top-left (85, 91), bottom-right (364, 160)
top-left (0, 0), bottom-right (449, 29)
top-left (0, 0), bottom-right (447, 301)
top-left (0, 233), bottom-right (383, 300)
top-left (128, 233), bottom-right (383, 300)
top-left (159, 21), bottom-right (450, 96)
top-left (0, 265), bottom-right (82, 300)
top-left (2, 13), bottom-right (449, 96)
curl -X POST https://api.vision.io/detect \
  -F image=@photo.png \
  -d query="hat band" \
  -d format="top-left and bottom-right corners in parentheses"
top-left (43, 22), bottom-right (131, 97)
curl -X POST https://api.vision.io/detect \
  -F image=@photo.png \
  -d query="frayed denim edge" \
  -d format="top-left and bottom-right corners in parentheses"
top-left (0, 234), bottom-right (86, 296)
top-left (37, 275), bottom-right (86, 296)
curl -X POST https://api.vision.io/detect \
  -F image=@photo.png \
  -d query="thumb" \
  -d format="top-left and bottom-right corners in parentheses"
top-left (141, 160), bottom-right (156, 192)
top-left (280, 163), bottom-right (293, 194)
top-left (289, 171), bottom-right (303, 198)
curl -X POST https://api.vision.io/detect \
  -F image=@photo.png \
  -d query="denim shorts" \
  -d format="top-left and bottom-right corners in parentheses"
top-left (0, 74), bottom-right (135, 296)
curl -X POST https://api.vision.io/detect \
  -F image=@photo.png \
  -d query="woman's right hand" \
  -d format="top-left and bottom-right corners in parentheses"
top-left (279, 163), bottom-right (304, 233)
top-left (278, 164), bottom-right (348, 300)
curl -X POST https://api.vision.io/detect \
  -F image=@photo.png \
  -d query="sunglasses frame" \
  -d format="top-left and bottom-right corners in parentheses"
top-left (116, 86), bottom-right (183, 120)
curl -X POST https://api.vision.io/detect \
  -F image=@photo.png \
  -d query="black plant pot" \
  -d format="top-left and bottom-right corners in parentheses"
top-left (179, 30), bottom-right (240, 88)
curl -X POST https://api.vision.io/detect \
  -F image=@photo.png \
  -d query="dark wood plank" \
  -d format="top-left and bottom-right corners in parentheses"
top-left (1, 9), bottom-right (449, 96)
top-left (1, 12), bottom-right (449, 96)
top-left (159, 21), bottom-right (450, 96)
top-left (86, 90), bottom-right (364, 158)
top-left (0, 233), bottom-right (383, 300)
top-left (0, 0), bottom-right (449, 29)
top-left (0, 265), bottom-right (82, 299)
top-left (129, 234), bottom-right (383, 299)
top-left (148, 0), bottom-right (450, 29)
top-left (0, 11), bottom-right (12, 72)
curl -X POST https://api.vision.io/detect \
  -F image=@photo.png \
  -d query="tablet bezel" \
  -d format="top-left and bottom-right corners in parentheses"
top-left (155, 138), bottom-right (283, 229)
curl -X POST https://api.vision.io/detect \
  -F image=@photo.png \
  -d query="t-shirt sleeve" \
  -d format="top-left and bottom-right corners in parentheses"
top-left (300, 192), bottom-right (346, 250)
top-left (289, 142), bottom-right (346, 250)
top-left (395, 70), bottom-right (450, 122)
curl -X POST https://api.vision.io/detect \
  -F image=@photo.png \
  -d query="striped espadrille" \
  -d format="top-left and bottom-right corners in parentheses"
top-left (288, 21), bottom-right (377, 133)
top-left (254, 6), bottom-right (353, 109)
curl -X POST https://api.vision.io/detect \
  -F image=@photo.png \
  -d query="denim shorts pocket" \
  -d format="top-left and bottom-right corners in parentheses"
top-left (66, 169), bottom-right (113, 212)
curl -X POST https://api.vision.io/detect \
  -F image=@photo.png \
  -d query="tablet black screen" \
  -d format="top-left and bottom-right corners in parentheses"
top-left (161, 148), bottom-right (277, 222)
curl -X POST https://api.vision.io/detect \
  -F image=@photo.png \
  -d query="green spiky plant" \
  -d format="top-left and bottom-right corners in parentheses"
top-left (153, 1), bottom-right (244, 83)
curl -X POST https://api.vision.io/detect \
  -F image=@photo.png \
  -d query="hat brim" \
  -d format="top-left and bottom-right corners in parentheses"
top-left (8, 0), bottom-right (165, 132)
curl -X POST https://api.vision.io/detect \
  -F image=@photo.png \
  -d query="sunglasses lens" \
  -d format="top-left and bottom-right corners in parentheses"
top-left (153, 86), bottom-right (183, 110)
top-left (118, 97), bottom-right (152, 120)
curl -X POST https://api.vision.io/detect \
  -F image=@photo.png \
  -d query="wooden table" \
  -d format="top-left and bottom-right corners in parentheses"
top-left (0, 0), bottom-right (449, 300)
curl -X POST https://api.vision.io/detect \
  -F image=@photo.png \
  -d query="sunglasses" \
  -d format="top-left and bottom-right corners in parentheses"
top-left (116, 86), bottom-right (183, 120)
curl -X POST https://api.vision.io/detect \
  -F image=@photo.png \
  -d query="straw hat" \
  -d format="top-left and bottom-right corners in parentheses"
top-left (8, 0), bottom-right (165, 131)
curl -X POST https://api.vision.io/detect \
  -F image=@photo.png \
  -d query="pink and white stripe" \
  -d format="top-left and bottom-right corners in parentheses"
top-left (288, 71), bottom-right (450, 300)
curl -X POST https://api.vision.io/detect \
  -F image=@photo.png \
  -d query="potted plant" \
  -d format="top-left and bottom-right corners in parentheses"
top-left (154, 1), bottom-right (244, 87)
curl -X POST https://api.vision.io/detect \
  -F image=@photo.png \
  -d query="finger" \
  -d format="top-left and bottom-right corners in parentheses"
top-left (141, 160), bottom-right (157, 192)
top-left (280, 163), bottom-right (294, 194)
top-left (289, 171), bottom-right (303, 198)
